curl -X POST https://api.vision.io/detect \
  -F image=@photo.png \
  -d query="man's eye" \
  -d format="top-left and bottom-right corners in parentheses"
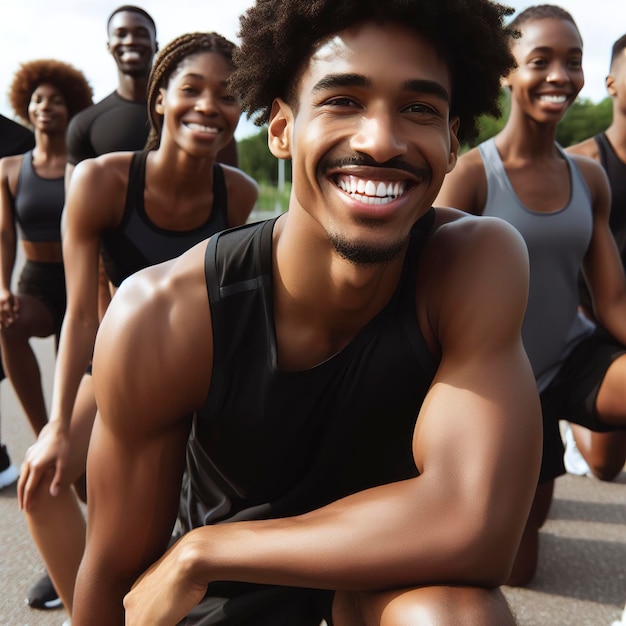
top-left (405, 103), bottom-right (436, 114)
top-left (326, 97), bottom-right (356, 107)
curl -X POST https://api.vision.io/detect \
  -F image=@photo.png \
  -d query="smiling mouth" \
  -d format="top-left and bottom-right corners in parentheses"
top-left (185, 122), bottom-right (220, 134)
top-left (537, 94), bottom-right (569, 104)
top-left (334, 174), bottom-right (409, 205)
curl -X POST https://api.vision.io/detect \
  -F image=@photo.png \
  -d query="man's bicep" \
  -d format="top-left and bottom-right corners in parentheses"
top-left (415, 217), bottom-right (541, 525)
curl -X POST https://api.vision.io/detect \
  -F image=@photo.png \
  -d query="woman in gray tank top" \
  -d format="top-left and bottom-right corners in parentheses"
top-left (0, 60), bottom-right (92, 437)
top-left (436, 4), bottom-right (626, 589)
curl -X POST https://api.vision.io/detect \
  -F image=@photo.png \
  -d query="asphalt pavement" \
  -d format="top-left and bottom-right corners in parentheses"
top-left (0, 317), bottom-right (625, 625)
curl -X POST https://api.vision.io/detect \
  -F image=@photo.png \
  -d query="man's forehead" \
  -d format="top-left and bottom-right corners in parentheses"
top-left (301, 23), bottom-right (451, 93)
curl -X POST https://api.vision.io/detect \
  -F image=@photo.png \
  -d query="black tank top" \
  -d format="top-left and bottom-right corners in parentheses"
top-left (177, 210), bottom-right (438, 624)
top-left (595, 133), bottom-right (626, 261)
top-left (579, 133), bottom-right (626, 312)
top-left (100, 150), bottom-right (230, 286)
top-left (13, 150), bottom-right (64, 242)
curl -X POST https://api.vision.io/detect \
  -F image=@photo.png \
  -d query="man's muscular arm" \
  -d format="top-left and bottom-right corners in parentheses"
top-left (71, 243), bottom-right (212, 625)
top-left (123, 215), bottom-right (542, 625)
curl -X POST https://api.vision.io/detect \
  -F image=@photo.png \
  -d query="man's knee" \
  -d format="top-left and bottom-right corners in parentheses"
top-left (333, 585), bottom-right (516, 626)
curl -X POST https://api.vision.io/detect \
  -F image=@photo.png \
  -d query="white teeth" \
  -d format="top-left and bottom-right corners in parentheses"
top-left (335, 175), bottom-right (406, 205)
top-left (365, 180), bottom-right (376, 196)
top-left (539, 94), bottom-right (567, 104)
top-left (121, 51), bottom-right (141, 61)
top-left (187, 123), bottom-right (218, 133)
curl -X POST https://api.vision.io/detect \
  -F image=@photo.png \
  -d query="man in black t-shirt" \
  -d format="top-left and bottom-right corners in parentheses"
top-left (65, 6), bottom-right (158, 182)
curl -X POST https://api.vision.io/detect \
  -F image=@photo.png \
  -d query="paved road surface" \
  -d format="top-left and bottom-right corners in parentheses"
top-left (0, 320), bottom-right (624, 625)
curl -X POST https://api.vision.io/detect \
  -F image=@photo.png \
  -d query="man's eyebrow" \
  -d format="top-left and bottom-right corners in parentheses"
top-left (402, 79), bottom-right (450, 103)
top-left (311, 73), bottom-right (371, 93)
top-left (311, 73), bottom-right (449, 103)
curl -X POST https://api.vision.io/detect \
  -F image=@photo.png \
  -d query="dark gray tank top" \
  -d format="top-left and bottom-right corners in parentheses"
top-left (14, 150), bottom-right (64, 242)
top-left (479, 138), bottom-right (595, 390)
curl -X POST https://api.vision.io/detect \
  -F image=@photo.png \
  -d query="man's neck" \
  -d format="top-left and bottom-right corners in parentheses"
top-left (116, 72), bottom-right (150, 102)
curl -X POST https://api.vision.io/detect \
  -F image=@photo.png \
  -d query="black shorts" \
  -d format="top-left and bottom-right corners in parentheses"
top-left (184, 583), bottom-right (333, 625)
top-left (539, 328), bottom-right (626, 483)
top-left (17, 260), bottom-right (66, 335)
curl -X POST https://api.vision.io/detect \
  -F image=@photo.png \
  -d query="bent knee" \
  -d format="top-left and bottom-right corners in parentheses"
top-left (23, 480), bottom-right (71, 520)
top-left (334, 585), bottom-right (516, 626)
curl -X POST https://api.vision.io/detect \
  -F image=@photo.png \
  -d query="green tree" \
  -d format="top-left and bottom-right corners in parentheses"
top-left (238, 126), bottom-right (292, 184)
top-left (465, 90), bottom-right (613, 152)
top-left (556, 97), bottom-right (612, 147)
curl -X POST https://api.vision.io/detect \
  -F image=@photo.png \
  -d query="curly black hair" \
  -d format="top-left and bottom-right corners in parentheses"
top-left (8, 59), bottom-right (93, 125)
top-left (145, 31), bottom-right (236, 150)
top-left (231, 0), bottom-right (516, 144)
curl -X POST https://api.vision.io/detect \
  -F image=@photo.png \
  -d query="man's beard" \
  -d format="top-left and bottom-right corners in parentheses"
top-left (328, 229), bottom-right (406, 266)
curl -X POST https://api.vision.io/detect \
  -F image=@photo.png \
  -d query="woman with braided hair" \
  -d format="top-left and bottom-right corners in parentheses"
top-left (17, 31), bottom-right (257, 617)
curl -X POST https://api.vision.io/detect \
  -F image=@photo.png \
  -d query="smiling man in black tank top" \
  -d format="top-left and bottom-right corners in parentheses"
top-left (74, 2), bottom-right (544, 624)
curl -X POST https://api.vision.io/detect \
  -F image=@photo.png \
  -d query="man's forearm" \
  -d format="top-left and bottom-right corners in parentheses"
top-left (178, 476), bottom-right (511, 593)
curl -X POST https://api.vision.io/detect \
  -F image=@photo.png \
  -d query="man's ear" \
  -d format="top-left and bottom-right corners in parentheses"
top-left (447, 116), bottom-right (461, 173)
top-left (267, 98), bottom-right (293, 159)
top-left (606, 73), bottom-right (616, 97)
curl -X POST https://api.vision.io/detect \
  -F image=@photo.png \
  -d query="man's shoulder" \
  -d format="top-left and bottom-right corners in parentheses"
top-left (427, 207), bottom-right (527, 274)
top-left (70, 92), bottom-right (121, 125)
top-left (565, 136), bottom-right (600, 160)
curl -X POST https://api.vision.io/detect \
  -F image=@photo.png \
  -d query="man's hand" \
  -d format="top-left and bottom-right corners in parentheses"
top-left (18, 421), bottom-right (71, 510)
top-left (124, 537), bottom-right (208, 626)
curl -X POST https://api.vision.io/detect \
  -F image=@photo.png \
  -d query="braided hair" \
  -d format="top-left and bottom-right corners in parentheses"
top-left (145, 32), bottom-right (236, 150)
top-left (8, 59), bottom-right (93, 125)
top-left (231, 0), bottom-right (516, 144)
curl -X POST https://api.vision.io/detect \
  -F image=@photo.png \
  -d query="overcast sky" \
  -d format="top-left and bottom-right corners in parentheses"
top-left (1, 0), bottom-right (622, 140)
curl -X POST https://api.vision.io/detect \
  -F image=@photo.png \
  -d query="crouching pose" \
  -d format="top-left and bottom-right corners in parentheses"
top-left (74, 1), bottom-right (542, 624)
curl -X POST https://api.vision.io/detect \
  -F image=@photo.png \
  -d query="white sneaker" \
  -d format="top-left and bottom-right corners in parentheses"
top-left (563, 423), bottom-right (593, 477)
top-left (0, 461), bottom-right (18, 489)
top-left (611, 603), bottom-right (626, 626)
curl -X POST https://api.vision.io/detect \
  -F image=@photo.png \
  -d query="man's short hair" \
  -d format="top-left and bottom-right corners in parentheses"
top-left (610, 34), bottom-right (626, 71)
top-left (107, 5), bottom-right (156, 35)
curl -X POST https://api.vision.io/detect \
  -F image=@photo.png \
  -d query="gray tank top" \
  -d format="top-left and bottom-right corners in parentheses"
top-left (478, 138), bottom-right (595, 391)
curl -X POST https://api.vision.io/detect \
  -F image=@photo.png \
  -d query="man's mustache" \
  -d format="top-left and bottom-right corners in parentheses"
top-left (319, 155), bottom-right (430, 180)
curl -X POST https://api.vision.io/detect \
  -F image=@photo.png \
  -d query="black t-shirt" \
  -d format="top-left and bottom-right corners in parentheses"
top-left (66, 92), bottom-right (149, 164)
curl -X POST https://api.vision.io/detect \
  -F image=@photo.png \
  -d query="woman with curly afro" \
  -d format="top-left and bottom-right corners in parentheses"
top-left (0, 59), bottom-right (92, 436)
